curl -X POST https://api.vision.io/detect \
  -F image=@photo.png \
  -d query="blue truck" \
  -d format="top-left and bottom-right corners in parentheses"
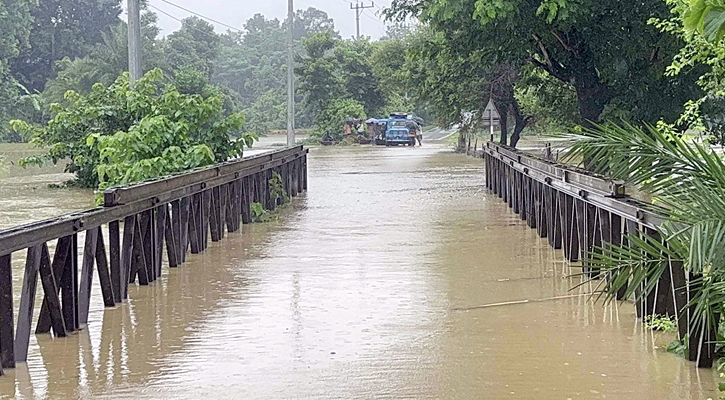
top-left (384, 113), bottom-right (421, 146)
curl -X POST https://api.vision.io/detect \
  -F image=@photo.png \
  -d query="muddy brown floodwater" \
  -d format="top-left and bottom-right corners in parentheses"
top-left (0, 142), bottom-right (720, 399)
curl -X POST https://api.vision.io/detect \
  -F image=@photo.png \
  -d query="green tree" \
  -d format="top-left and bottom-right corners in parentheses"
top-left (335, 39), bottom-right (385, 117)
top-left (389, 0), bottom-right (704, 128)
top-left (295, 30), bottom-right (344, 118)
top-left (14, 69), bottom-right (253, 189)
top-left (245, 89), bottom-right (286, 136)
top-left (315, 98), bottom-right (366, 142)
top-left (0, 0), bottom-right (35, 141)
top-left (213, 9), bottom-right (337, 131)
top-left (9, 0), bottom-right (122, 92)
top-left (163, 16), bottom-right (220, 78)
top-left (43, 12), bottom-right (164, 105)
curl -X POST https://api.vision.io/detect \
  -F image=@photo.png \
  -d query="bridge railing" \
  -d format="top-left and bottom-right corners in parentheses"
top-left (481, 141), bottom-right (713, 368)
top-left (0, 145), bottom-right (308, 373)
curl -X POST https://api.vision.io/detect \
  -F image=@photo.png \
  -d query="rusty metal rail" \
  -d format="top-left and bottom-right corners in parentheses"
top-left (0, 145), bottom-right (308, 374)
top-left (481, 141), bottom-right (714, 368)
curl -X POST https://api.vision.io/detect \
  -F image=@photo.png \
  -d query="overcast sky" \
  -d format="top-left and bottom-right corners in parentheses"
top-left (139, 0), bottom-right (392, 39)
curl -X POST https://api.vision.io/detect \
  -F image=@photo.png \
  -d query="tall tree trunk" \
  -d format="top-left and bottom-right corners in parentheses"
top-left (510, 98), bottom-right (528, 148)
top-left (495, 101), bottom-right (509, 145)
top-left (575, 81), bottom-right (611, 129)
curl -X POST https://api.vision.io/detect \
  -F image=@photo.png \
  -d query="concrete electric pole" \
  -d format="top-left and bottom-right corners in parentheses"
top-left (286, 0), bottom-right (295, 147)
top-left (127, 0), bottom-right (142, 82)
top-left (350, 1), bottom-right (375, 39)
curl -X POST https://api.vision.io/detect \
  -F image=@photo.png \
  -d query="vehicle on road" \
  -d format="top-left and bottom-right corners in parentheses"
top-left (384, 113), bottom-right (422, 146)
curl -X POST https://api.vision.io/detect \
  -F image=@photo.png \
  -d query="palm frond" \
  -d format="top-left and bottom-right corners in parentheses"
top-left (561, 122), bottom-right (725, 349)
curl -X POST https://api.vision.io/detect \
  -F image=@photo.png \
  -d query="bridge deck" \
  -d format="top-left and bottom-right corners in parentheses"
top-left (0, 144), bottom-right (715, 399)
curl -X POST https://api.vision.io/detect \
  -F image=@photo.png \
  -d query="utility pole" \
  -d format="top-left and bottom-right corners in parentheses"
top-left (350, 1), bottom-right (375, 39)
top-left (127, 0), bottom-right (142, 82)
top-left (286, 0), bottom-right (295, 146)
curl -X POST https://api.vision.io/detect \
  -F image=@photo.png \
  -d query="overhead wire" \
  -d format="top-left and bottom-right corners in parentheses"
top-left (152, 0), bottom-right (243, 32)
top-left (147, 3), bottom-right (230, 38)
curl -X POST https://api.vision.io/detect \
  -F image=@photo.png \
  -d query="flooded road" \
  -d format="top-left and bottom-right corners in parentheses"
top-left (0, 142), bottom-right (719, 399)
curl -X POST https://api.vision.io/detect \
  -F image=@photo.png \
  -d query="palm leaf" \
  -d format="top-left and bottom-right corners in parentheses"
top-left (561, 122), bottom-right (725, 349)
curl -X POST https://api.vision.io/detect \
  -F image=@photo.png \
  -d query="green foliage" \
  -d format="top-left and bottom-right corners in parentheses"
top-left (515, 68), bottom-right (579, 135)
top-left (389, 0), bottom-right (704, 128)
top-left (562, 123), bottom-right (725, 368)
top-left (0, 0), bottom-right (34, 77)
top-left (42, 12), bottom-right (165, 106)
top-left (10, 0), bottom-right (122, 93)
top-left (213, 9), bottom-right (338, 134)
top-left (245, 90), bottom-right (286, 136)
top-left (269, 171), bottom-right (289, 204)
top-left (250, 202), bottom-right (267, 222)
top-left (314, 98), bottom-right (366, 142)
top-left (14, 69), bottom-right (252, 190)
top-left (295, 31), bottom-right (345, 118)
top-left (684, 0), bottom-right (725, 42)
top-left (164, 16), bottom-right (220, 78)
top-left (644, 314), bottom-right (678, 332)
top-left (667, 337), bottom-right (687, 357)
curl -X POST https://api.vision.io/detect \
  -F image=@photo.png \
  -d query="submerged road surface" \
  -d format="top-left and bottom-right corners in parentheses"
top-left (0, 143), bottom-right (718, 399)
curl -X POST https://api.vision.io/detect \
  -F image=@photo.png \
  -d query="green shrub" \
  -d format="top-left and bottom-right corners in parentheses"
top-left (13, 68), bottom-right (255, 190)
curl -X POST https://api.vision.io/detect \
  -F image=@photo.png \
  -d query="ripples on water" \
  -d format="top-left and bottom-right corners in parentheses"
top-left (0, 142), bottom-right (719, 399)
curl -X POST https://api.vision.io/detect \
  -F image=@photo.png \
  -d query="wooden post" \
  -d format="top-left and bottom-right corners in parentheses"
top-left (164, 204), bottom-right (179, 268)
top-left (202, 190), bottom-right (212, 250)
top-left (210, 186), bottom-right (222, 242)
top-left (121, 215), bottom-right (136, 300)
top-left (219, 184), bottom-right (228, 238)
top-left (527, 178), bottom-right (536, 229)
top-left (36, 236), bottom-right (69, 334)
top-left (109, 221), bottom-right (122, 303)
top-left (0, 254), bottom-right (14, 368)
top-left (179, 197), bottom-right (190, 262)
top-left (154, 205), bottom-right (165, 278)
top-left (189, 195), bottom-right (201, 254)
top-left (15, 245), bottom-right (41, 362)
top-left (78, 227), bottom-right (99, 325)
top-left (60, 234), bottom-right (79, 331)
top-left (94, 229), bottom-right (115, 307)
top-left (536, 182), bottom-right (547, 239)
top-left (132, 216), bottom-right (150, 285)
top-left (241, 177), bottom-right (252, 224)
top-left (561, 194), bottom-right (579, 262)
top-left (609, 214), bottom-right (627, 300)
top-left (38, 243), bottom-right (66, 336)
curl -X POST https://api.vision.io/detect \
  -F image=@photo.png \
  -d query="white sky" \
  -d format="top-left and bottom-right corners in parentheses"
top-left (136, 0), bottom-right (392, 39)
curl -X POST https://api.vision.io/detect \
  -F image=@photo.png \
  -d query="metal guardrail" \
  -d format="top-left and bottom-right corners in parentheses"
top-left (482, 142), bottom-right (664, 229)
top-left (482, 141), bottom-right (717, 368)
top-left (0, 146), bottom-right (307, 257)
top-left (0, 145), bottom-right (308, 373)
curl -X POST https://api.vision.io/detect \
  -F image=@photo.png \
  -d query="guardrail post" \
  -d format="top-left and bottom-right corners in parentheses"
top-left (210, 186), bottom-right (222, 242)
top-left (164, 204), bottom-right (179, 268)
top-left (94, 228), bottom-right (115, 307)
top-left (241, 177), bottom-right (252, 224)
top-left (110, 221), bottom-right (122, 303)
top-left (15, 245), bottom-right (42, 362)
top-left (179, 197), bottom-right (190, 262)
top-left (78, 228), bottom-right (99, 325)
top-left (121, 215), bottom-right (136, 299)
top-left (0, 253), bottom-right (14, 369)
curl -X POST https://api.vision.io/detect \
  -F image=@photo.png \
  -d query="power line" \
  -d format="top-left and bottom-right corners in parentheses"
top-left (362, 10), bottom-right (383, 25)
top-left (153, 0), bottom-right (242, 32)
top-left (147, 3), bottom-right (228, 38)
